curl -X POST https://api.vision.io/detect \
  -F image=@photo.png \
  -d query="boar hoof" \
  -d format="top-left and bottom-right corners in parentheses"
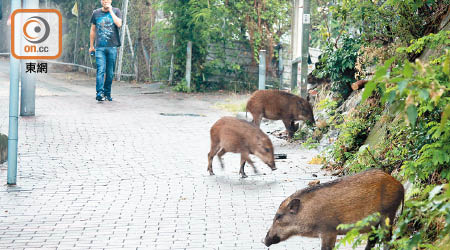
top-left (208, 171), bottom-right (215, 176)
top-left (241, 173), bottom-right (248, 178)
top-left (271, 167), bottom-right (277, 171)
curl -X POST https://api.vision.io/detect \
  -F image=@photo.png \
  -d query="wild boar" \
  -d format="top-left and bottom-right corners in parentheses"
top-left (246, 90), bottom-right (315, 138)
top-left (207, 116), bottom-right (277, 178)
top-left (264, 169), bottom-right (404, 250)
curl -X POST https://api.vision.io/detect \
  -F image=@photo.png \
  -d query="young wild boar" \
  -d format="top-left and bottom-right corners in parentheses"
top-left (264, 169), bottom-right (404, 250)
top-left (207, 116), bottom-right (277, 178)
top-left (246, 90), bottom-right (315, 138)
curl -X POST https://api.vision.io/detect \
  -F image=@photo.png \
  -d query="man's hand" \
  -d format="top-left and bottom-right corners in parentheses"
top-left (89, 47), bottom-right (95, 53)
top-left (103, 4), bottom-right (112, 12)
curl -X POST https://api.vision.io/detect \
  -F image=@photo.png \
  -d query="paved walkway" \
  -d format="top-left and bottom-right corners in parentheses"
top-left (0, 58), bottom-right (338, 249)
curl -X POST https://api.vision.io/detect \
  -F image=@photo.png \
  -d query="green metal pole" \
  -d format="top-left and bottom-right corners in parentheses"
top-left (8, 0), bottom-right (21, 185)
top-left (20, 0), bottom-right (39, 117)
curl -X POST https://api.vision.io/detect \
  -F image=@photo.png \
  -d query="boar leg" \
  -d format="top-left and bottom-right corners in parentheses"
top-left (365, 233), bottom-right (377, 250)
top-left (217, 148), bottom-right (226, 169)
top-left (368, 214), bottom-right (394, 250)
top-left (207, 146), bottom-right (221, 175)
top-left (252, 112), bottom-right (263, 127)
top-left (239, 158), bottom-right (248, 178)
top-left (320, 232), bottom-right (337, 250)
top-left (282, 119), bottom-right (295, 138)
top-left (239, 153), bottom-right (259, 178)
top-left (365, 219), bottom-right (385, 250)
top-left (239, 152), bottom-right (254, 178)
top-left (291, 121), bottom-right (299, 133)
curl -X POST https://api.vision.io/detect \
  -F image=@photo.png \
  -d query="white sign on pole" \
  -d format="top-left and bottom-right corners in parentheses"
top-left (303, 14), bottom-right (310, 24)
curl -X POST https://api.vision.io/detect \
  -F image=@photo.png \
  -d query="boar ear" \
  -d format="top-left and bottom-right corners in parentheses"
top-left (288, 199), bottom-right (301, 214)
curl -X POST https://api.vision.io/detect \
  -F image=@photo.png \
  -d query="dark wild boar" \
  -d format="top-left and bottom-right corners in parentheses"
top-left (264, 169), bottom-right (404, 250)
top-left (246, 90), bottom-right (315, 138)
top-left (207, 116), bottom-right (276, 178)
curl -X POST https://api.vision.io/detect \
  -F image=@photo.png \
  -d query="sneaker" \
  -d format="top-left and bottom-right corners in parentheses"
top-left (96, 93), bottom-right (104, 101)
top-left (105, 95), bottom-right (113, 101)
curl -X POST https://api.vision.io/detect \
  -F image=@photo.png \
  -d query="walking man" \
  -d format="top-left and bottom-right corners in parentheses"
top-left (89, 0), bottom-right (122, 101)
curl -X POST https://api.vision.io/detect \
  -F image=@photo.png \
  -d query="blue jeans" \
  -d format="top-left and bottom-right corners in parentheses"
top-left (95, 47), bottom-right (117, 97)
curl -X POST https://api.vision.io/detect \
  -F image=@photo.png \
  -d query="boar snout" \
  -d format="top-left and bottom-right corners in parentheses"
top-left (268, 161), bottom-right (277, 171)
top-left (300, 113), bottom-right (315, 126)
top-left (264, 231), bottom-right (280, 247)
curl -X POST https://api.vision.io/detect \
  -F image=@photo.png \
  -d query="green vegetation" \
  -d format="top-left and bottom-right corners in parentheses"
top-left (312, 36), bottom-right (361, 98)
top-left (172, 79), bottom-right (190, 93)
top-left (160, 0), bottom-right (291, 91)
top-left (331, 37), bottom-right (450, 248)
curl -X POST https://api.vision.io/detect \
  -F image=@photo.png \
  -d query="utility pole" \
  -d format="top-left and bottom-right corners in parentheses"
top-left (300, 0), bottom-right (311, 98)
top-left (116, 0), bottom-right (129, 81)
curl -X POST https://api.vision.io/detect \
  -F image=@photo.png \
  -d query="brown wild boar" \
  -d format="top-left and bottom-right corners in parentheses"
top-left (246, 90), bottom-right (315, 138)
top-left (264, 169), bottom-right (404, 250)
top-left (207, 116), bottom-right (277, 178)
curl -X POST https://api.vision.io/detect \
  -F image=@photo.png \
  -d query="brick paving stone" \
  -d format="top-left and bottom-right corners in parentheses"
top-left (0, 58), bottom-right (364, 250)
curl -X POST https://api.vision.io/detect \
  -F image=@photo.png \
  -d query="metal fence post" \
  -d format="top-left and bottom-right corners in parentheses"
top-left (278, 45), bottom-right (283, 89)
top-left (258, 50), bottom-right (266, 90)
top-left (168, 35), bottom-right (175, 85)
top-left (8, 0), bottom-right (21, 185)
top-left (185, 41), bottom-right (192, 90)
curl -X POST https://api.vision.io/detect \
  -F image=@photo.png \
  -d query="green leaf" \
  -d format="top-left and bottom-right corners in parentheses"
top-left (407, 233), bottom-right (422, 248)
top-left (398, 80), bottom-right (408, 94)
top-left (382, 90), bottom-right (396, 105)
top-left (418, 89), bottom-right (429, 100)
top-left (441, 104), bottom-right (450, 129)
top-left (403, 61), bottom-right (413, 78)
top-left (362, 81), bottom-right (377, 102)
top-left (374, 66), bottom-right (387, 79)
top-left (444, 52), bottom-right (450, 76)
top-left (406, 105), bottom-right (418, 127)
top-left (384, 57), bottom-right (396, 68)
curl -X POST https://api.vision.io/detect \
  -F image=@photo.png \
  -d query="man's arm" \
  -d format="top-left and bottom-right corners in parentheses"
top-left (89, 24), bottom-right (96, 53)
top-left (109, 8), bottom-right (122, 28)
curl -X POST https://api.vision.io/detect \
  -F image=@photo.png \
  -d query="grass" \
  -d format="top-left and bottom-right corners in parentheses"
top-left (213, 101), bottom-right (247, 114)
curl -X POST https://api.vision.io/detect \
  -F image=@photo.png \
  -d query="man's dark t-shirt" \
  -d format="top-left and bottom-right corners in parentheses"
top-left (90, 8), bottom-right (122, 48)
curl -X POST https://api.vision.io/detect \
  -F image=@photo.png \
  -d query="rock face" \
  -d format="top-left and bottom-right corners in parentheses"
top-left (0, 133), bottom-right (7, 164)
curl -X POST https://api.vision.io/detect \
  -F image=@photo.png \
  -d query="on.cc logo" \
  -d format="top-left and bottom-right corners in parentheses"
top-left (11, 9), bottom-right (62, 59)
top-left (23, 16), bottom-right (50, 44)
